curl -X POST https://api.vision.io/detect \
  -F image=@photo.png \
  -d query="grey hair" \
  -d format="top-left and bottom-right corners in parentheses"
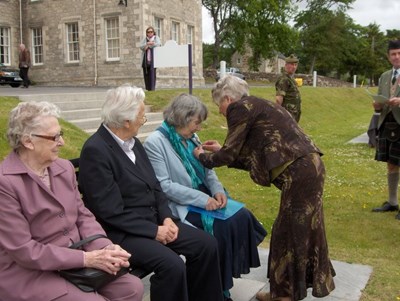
top-left (211, 75), bottom-right (249, 105)
top-left (101, 84), bottom-right (145, 128)
top-left (163, 93), bottom-right (208, 128)
top-left (7, 101), bottom-right (60, 151)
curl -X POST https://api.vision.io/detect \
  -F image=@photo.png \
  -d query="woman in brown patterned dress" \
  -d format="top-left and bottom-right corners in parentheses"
top-left (193, 75), bottom-right (336, 301)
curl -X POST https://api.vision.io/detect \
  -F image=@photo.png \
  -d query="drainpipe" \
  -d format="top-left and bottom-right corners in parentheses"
top-left (19, 0), bottom-right (22, 43)
top-left (93, 0), bottom-right (98, 85)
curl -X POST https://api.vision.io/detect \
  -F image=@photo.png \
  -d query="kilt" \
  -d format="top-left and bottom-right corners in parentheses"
top-left (375, 112), bottom-right (400, 166)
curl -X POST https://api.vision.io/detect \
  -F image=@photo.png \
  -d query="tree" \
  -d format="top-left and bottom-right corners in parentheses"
top-left (202, 0), bottom-right (236, 67)
top-left (293, 0), bottom-right (355, 75)
top-left (202, 0), bottom-right (296, 70)
top-left (386, 29), bottom-right (400, 41)
top-left (359, 24), bottom-right (388, 85)
top-left (202, 43), bottom-right (215, 69)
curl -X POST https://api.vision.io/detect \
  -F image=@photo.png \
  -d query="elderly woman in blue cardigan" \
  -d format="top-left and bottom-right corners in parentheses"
top-left (144, 93), bottom-right (267, 301)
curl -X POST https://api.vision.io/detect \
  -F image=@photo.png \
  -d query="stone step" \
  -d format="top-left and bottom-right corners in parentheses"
top-left (55, 99), bottom-right (106, 111)
top-left (62, 109), bottom-right (161, 124)
top-left (84, 119), bottom-right (163, 142)
top-left (70, 112), bottom-right (163, 130)
top-left (61, 108), bottom-right (102, 120)
top-left (17, 91), bottom-right (163, 142)
top-left (18, 92), bottom-right (108, 104)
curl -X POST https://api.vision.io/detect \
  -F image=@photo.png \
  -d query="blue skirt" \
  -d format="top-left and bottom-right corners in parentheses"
top-left (186, 207), bottom-right (267, 290)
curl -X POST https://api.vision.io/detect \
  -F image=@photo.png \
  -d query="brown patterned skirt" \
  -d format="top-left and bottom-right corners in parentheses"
top-left (269, 153), bottom-right (335, 300)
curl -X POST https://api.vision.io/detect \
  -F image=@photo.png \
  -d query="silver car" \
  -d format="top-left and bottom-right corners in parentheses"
top-left (216, 67), bottom-right (245, 81)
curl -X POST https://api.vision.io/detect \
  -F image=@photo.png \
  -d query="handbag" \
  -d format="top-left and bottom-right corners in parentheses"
top-left (59, 234), bottom-right (130, 292)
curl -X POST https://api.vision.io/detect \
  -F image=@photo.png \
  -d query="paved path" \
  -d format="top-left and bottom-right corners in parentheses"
top-left (348, 132), bottom-right (369, 144)
top-left (141, 247), bottom-right (372, 301)
top-left (0, 85), bottom-right (110, 96)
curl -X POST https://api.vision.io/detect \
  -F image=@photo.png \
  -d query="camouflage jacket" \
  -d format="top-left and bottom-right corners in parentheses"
top-left (199, 96), bottom-right (321, 187)
top-left (275, 71), bottom-right (302, 122)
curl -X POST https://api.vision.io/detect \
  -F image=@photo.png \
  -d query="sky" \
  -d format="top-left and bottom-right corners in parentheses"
top-left (202, 0), bottom-right (400, 43)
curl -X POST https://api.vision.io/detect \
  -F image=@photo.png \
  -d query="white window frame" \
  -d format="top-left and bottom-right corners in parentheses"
top-left (66, 22), bottom-right (80, 63)
top-left (105, 17), bottom-right (120, 61)
top-left (186, 25), bottom-right (194, 64)
top-left (171, 21), bottom-right (180, 43)
top-left (31, 27), bottom-right (43, 65)
top-left (154, 17), bottom-right (163, 41)
top-left (0, 27), bottom-right (11, 65)
top-left (186, 25), bottom-right (194, 45)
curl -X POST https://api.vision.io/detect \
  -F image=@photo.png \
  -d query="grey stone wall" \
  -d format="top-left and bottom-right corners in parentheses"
top-left (204, 69), bottom-right (354, 87)
top-left (1, 0), bottom-right (204, 88)
top-left (0, 0), bottom-right (21, 66)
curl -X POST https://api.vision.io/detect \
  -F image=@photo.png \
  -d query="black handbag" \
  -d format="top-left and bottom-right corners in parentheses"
top-left (59, 234), bottom-right (130, 292)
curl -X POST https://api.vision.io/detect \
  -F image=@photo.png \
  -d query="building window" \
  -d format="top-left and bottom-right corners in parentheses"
top-left (186, 25), bottom-right (194, 45)
top-left (105, 17), bottom-right (120, 61)
top-left (0, 27), bottom-right (10, 65)
top-left (32, 28), bottom-right (43, 65)
top-left (171, 21), bottom-right (180, 43)
top-left (66, 23), bottom-right (80, 63)
top-left (154, 17), bottom-right (163, 41)
top-left (186, 25), bottom-right (194, 63)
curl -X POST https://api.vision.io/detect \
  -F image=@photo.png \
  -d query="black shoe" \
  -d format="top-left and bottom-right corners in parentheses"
top-left (395, 211), bottom-right (400, 220)
top-left (372, 201), bottom-right (399, 212)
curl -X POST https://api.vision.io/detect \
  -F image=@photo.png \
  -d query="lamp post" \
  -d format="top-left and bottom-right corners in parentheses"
top-left (118, 0), bottom-right (127, 6)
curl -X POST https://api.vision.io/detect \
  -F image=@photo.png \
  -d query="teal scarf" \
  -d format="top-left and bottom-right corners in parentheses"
top-left (162, 121), bottom-right (214, 234)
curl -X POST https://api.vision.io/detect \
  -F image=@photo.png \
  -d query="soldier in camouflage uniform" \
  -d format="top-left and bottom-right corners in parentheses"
top-left (275, 54), bottom-right (301, 122)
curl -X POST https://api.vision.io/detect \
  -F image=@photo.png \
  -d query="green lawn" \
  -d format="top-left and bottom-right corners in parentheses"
top-left (0, 86), bottom-right (398, 300)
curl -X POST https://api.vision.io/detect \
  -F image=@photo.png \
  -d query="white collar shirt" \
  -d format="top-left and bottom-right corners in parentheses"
top-left (103, 124), bottom-right (136, 164)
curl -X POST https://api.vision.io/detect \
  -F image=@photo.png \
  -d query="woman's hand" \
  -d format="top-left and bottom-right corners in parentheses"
top-left (214, 192), bottom-right (228, 208)
top-left (193, 145), bottom-right (205, 159)
top-left (206, 197), bottom-right (220, 211)
top-left (156, 218), bottom-right (179, 245)
top-left (202, 140), bottom-right (222, 152)
top-left (84, 247), bottom-right (131, 275)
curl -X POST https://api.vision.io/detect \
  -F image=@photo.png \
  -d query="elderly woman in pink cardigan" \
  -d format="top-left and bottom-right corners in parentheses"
top-left (0, 101), bottom-right (143, 301)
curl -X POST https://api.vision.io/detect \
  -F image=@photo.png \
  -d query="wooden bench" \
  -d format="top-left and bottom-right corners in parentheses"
top-left (69, 158), bottom-right (151, 279)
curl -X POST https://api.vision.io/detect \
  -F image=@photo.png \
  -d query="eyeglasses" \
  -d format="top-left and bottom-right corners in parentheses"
top-left (146, 31), bottom-right (153, 34)
top-left (32, 131), bottom-right (64, 142)
top-left (141, 116), bottom-right (147, 125)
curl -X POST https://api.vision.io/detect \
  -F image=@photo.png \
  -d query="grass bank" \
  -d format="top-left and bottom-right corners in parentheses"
top-left (0, 86), bottom-right (397, 300)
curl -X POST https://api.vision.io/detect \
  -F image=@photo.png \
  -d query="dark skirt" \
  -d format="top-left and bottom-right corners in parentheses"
top-left (270, 153), bottom-right (335, 300)
top-left (187, 207), bottom-right (267, 290)
top-left (375, 113), bottom-right (400, 166)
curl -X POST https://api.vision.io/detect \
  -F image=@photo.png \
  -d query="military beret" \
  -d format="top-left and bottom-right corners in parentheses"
top-left (285, 54), bottom-right (299, 63)
top-left (388, 40), bottom-right (400, 51)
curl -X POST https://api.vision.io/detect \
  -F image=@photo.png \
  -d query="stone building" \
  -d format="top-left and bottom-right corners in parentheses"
top-left (0, 0), bottom-right (204, 88)
top-left (229, 47), bottom-right (286, 74)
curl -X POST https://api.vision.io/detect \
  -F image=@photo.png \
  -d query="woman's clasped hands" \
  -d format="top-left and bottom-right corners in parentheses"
top-left (206, 192), bottom-right (228, 211)
top-left (156, 217), bottom-right (179, 245)
top-left (84, 244), bottom-right (131, 275)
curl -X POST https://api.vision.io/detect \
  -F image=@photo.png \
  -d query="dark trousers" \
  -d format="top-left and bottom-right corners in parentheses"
top-left (120, 221), bottom-right (224, 301)
top-left (19, 67), bottom-right (30, 87)
top-left (142, 66), bottom-right (156, 91)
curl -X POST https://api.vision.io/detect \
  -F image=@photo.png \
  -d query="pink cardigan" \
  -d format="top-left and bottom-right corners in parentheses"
top-left (0, 152), bottom-right (110, 300)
